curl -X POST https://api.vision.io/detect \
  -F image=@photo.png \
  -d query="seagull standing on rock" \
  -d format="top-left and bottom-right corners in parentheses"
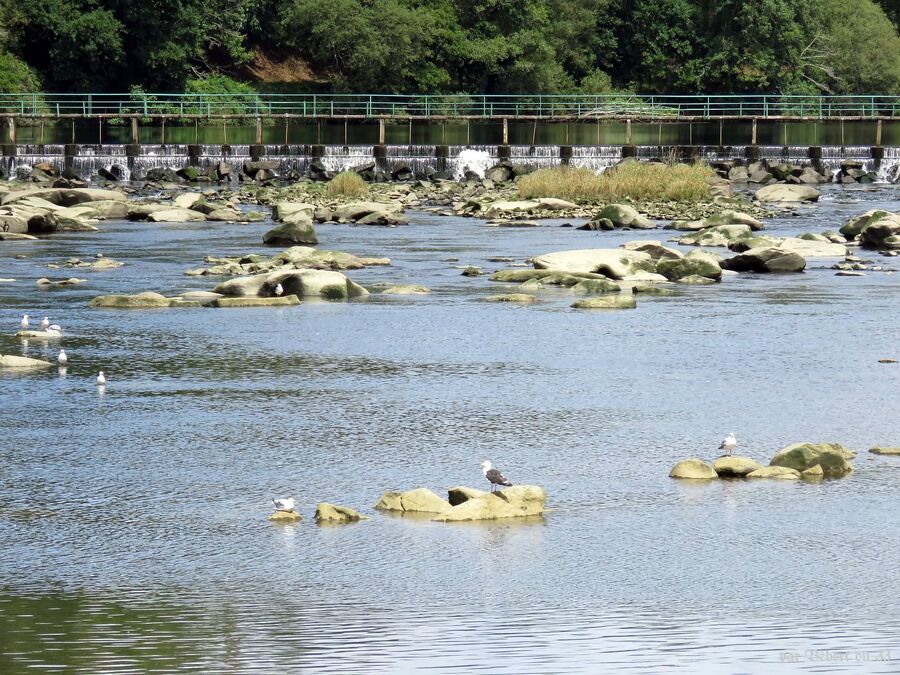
top-left (20, 314), bottom-right (29, 329)
top-left (40, 317), bottom-right (50, 330)
top-left (718, 433), bottom-right (737, 456)
top-left (272, 497), bottom-right (295, 512)
top-left (481, 460), bottom-right (513, 493)
top-left (274, 283), bottom-right (284, 296)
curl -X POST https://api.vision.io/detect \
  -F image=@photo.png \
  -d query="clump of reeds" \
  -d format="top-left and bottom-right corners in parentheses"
top-left (517, 161), bottom-right (715, 203)
top-left (326, 171), bottom-right (369, 198)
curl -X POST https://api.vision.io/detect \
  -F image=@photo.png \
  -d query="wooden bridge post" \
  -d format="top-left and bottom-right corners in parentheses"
top-left (378, 118), bottom-right (385, 145)
top-left (625, 119), bottom-right (632, 145)
top-left (502, 117), bottom-right (508, 145)
top-left (131, 117), bottom-right (139, 145)
top-left (6, 117), bottom-right (15, 144)
top-left (255, 117), bottom-right (263, 144)
top-left (876, 119), bottom-right (883, 146)
top-left (751, 118), bottom-right (757, 145)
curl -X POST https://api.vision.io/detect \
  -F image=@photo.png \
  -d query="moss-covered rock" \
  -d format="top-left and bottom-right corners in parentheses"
top-left (592, 204), bottom-right (654, 229)
top-left (532, 249), bottom-right (661, 281)
top-left (721, 247), bottom-right (806, 273)
top-left (678, 224), bottom-right (753, 247)
top-left (571, 278), bottom-right (622, 294)
top-left (268, 510), bottom-right (301, 522)
top-left (669, 459), bottom-right (717, 479)
top-left (769, 442), bottom-right (855, 477)
top-left (839, 209), bottom-right (893, 240)
top-left (571, 295), bottom-right (636, 309)
top-left (262, 220), bottom-right (318, 246)
top-left (657, 250), bottom-right (722, 281)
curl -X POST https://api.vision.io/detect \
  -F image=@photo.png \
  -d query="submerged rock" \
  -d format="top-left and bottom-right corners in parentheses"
top-left (315, 503), bottom-right (367, 523)
top-left (869, 446), bottom-right (900, 456)
top-left (379, 284), bottom-right (430, 295)
top-left (485, 293), bottom-right (539, 303)
top-left (431, 485), bottom-right (546, 522)
top-left (669, 459), bottom-right (718, 479)
top-left (746, 466), bottom-right (801, 480)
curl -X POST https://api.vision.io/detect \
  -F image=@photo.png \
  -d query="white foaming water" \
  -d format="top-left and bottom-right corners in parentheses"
top-left (453, 149), bottom-right (493, 179)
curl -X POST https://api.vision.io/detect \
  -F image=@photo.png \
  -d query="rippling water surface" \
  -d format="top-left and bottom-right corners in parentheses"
top-left (1, 184), bottom-right (899, 673)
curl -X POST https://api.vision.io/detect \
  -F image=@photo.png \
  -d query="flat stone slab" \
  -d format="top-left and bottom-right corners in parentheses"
top-left (212, 295), bottom-right (300, 308)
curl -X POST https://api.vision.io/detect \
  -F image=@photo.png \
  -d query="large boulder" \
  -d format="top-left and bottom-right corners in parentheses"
top-left (678, 224), bottom-right (753, 247)
top-left (431, 485), bottom-right (546, 522)
top-left (272, 202), bottom-right (316, 222)
top-left (332, 201), bottom-right (405, 225)
top-left (1, 188), bottom-right (127, 208)
top-left (769, 442), bottom-right (855, 477)
top-left (214, 269), bottom-right (368, 300)
top-left (859, 213), bottom-right (900, 250)
top-left (721, 247), bottom-right (806, 273)
top-left (532, 249), bottom-right (661, 281)
top-left (839, 210), bottom-right (896, 240)
top-left (373, 488), bottom-right (451, 514)
top-left (754, 184), bottom-right (820, 203)
top-left (591, 204), bottom-right (654, 229)
top-left (713, 456), bottom-right (762, 477)
top-left (669, 459), bottom-right (717, 479)
top-left (262, 220), bottom-right (318, 246)
top-left (90, 292), bottom-right (171, 308)
top-left (656, 250), bottom-right (722, 281)
top-left (0, 354), bottom-right (53, 368)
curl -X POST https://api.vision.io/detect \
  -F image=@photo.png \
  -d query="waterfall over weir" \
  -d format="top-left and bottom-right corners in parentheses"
top-left (4, 143), bottom-right (899, 183)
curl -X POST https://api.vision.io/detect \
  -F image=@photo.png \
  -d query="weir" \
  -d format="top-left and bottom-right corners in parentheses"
top-left (2, 143), bottom-right (899, 182)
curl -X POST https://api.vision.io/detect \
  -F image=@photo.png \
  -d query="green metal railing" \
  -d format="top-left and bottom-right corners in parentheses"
top-left (0, 93), bottom-right (898, 119)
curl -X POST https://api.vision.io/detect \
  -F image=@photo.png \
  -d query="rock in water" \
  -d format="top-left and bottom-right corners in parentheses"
top-left (571, 295), bottom-right (636, 310)
top-left (656, 251), bottom-right (722, 281)
top-left (373, 488), bottom-right (452, 514)
top-left (769, 442), bottom-right (855, 478)
top-left (262, 220), bottom-right (318, 246)
top-left (746, 466), bottom-right (800, 480)
top-left (315, 503), bottom-right (367, 523)
top-left (869, 447), bottom-right (900, 456)
top-left (669, 459), bottom-right (718, 479)
top-left (90, 292), bottom-right (171, 308)
top-left (713, 456), bottom-right (762, 477)
top-left (485, 293), bottom-right (539, 304)
top-left (720, 247), bottom-right (806, 273)
top-left (754, 184), bottom-right (820, 203)
top-left (447, 486), bottom-right (489, 505)
top-left (431, 485), bottom-right (546, 522)
top-left (591, 204), bottom-right (655, 229)
top-left (0, 354), bottom-right (53, 368)
top-left (268, 510), bottom-right (301, 522)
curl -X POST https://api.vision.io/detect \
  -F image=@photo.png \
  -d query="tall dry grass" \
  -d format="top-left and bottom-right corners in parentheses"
top-left (326, 171), bottom-right (370, 198)
top-left (517, 161), bottom-right (715, 203)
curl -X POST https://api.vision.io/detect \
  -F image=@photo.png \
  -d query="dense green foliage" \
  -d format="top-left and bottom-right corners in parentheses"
top-left (0, 0), bottom-right (898, 94)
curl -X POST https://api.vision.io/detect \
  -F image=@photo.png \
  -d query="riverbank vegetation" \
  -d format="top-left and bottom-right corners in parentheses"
top-left (0, 0), bottom-right (898, 96)
top-left (518, 163), bottom-right (716, 204)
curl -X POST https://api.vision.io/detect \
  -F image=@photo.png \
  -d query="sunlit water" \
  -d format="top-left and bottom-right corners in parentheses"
top-left (1, 184), bottom-right (899, 673)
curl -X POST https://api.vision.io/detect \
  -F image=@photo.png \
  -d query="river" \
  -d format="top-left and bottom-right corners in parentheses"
top-left (1, 183), bottom-right (899, 673)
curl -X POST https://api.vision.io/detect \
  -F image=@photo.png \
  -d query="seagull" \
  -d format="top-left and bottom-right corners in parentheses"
top-left (96, 371), bottom-right (106, 385)
top-left (58, 349), bottom-right (68, 365)
top-left (481, 460), bottom-right (513, 493)
top-left (274, 283), bottom-right (284, 296)
top-left (272, 497), bottom-right (295, 512)
top-left (20, 314), bottom-right (29, 329)
top-left (718, 432), bottom-right (737, 456)
top-left (40, 317), bottom-right (50, 330)
top-left (47, 323), bottom-right (61, 332)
